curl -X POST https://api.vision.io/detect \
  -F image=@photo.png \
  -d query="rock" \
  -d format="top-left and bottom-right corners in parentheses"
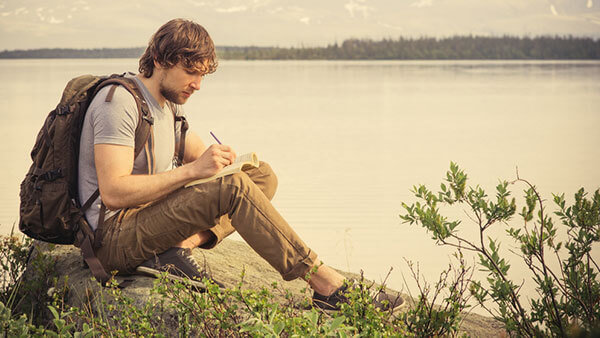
top-left (30, 239), bottom-right (505, 336)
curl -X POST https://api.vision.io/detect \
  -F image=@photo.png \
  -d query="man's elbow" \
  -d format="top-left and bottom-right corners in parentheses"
top-left (99, 191), bottom-right (125, 210)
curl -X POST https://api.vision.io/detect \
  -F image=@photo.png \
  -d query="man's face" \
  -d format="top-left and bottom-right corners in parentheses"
top-left (158, 63), bottom-right (204, 105)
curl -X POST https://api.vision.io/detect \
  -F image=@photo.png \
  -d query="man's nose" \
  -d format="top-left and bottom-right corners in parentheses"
top-left (190, 76), bottom-right (202, 90)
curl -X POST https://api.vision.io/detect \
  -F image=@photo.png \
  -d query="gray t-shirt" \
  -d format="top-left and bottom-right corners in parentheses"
top-left (78, 75), bottom-right (184, 230)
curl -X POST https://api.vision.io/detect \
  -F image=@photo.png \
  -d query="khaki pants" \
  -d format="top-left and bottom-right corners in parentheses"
top-left (95, 162), bottom-right (317, 281)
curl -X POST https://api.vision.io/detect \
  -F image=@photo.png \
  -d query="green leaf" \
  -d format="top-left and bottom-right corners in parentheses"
top-left (48, 305), bottom-right (59, 320)
top-left (273, 321), bottom-right (285, 335)
top-left (329, 316), bottom-right (346, 331)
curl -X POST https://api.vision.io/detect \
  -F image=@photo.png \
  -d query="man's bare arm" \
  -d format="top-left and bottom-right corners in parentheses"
top-left (180, 131), bottom-right (207, 163)
top-left (95, 142), bottom-right (235, 210)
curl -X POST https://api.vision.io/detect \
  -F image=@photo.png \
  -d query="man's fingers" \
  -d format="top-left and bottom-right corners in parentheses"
top-left (225, 150), bottom-right (236, 165)
top-left (206, 144), bottom-right (235, 166)
top-left (215, 158), bottom-right (229, 168)
top-left (213, 150), bottom-right (234, 166)
top-left (216, 145), bottom-right (235, 165)
top-left (217, 144), bottom-right (232, 152)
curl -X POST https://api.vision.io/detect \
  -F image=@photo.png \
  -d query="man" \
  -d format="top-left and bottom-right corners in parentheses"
top-left (78, 18), bottom-right (402, 311)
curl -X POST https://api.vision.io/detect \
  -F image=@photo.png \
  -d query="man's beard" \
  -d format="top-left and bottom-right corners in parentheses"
top-left (159, 84), bottom-right (184, 105)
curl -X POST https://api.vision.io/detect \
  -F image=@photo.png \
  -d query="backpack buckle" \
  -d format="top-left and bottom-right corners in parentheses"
top-left (56, 105), bottom-right (70, 116)
top-left (41, 168), bottom-right (63, 182)
top-left (142, 114), bottom-right (154, 125)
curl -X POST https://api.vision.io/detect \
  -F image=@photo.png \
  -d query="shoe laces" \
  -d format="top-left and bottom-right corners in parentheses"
top-left (179, 248), bottom-right (210, 278)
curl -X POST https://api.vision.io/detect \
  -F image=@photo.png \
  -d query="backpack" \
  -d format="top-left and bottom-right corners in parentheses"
top-left (19, 73), bottom-right (188, 284)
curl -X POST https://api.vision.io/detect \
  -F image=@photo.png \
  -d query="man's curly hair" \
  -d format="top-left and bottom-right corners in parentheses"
top-left (139, 18), bottom-right (218, 78)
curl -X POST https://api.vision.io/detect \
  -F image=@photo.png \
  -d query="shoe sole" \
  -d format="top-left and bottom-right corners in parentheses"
top-left (135, 266), bottom-right (208, 291)
top-left (384, 295), bottom-right (408, 316)
top-left (390, 299), bottom-right (408, 315)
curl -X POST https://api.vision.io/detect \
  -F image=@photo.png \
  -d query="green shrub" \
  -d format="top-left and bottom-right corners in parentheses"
top-left (0, 234), bottom-right (31, 308)
top-left (0, 235), bottom-right (60, 329)
top-left (401, 162), bottom-right (600, 336)
top-left (401, 251), bottom-right (473, 337)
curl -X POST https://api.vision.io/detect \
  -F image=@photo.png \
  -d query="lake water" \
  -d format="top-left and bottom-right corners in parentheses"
top-left (1, 59), bottom-right (599, 314)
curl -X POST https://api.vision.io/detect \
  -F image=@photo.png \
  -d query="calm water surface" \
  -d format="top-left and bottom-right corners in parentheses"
top-left (1, 59), bottom-right (598, 312)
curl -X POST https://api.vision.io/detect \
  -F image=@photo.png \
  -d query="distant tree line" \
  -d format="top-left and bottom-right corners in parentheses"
top-left (0, 47), bottom-right (146, 59)
top-left (219, 36), bottom-right (600, 59)
top-left (1, 36), bottom-right (598, 60)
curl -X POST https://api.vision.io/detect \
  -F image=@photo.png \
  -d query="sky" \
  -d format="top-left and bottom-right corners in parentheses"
top-left (0, 0), bottom-right (599, 50)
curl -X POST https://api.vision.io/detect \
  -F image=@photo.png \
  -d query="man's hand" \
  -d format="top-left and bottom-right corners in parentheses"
top-left (188, 144), bottom-right (237, 179)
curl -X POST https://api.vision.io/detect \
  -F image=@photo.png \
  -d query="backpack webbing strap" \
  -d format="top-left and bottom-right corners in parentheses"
top-left (168, 102), bottom-right (189, 167)
top-left (78, 229), bottom-right (111, 285)
top-left (175, 115), bottom-right (189, 166)
top-left (105, 84), bottom-right (118, 102)
top-left (80, 228), bottom-right (133, 288)
top-left (81, 189), bottom-right (100, 212)
top-left (144, 125), bottom-right (156, 174)
top-left (94, 203), bottom-right (106, 249)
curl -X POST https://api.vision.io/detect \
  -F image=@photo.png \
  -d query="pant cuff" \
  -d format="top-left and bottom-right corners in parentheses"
top-left (281, 250), bottom-right (318, 281)
top-left (198, 229), bottom-right (219, 249)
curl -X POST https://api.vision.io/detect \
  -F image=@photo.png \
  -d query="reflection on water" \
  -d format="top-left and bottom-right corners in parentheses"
top-left (1, 59), bottom-right (598, 313)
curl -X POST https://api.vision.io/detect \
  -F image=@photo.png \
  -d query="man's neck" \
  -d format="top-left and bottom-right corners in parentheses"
top-left (135, 73), bottom-right (166, 108)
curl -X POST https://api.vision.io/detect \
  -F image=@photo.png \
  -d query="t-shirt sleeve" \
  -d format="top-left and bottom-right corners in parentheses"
top-left (88, 86), bottom-right (139, 147)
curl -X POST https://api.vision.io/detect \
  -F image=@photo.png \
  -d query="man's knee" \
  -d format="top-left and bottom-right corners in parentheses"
top-left (256, 161), bottom-right (278, 200)
top-left (226, 161), bottom-right (278, 199)
top-left (226, 171), bottom-right (254, 191)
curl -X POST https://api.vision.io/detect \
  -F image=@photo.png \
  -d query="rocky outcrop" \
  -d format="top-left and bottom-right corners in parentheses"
top-left (31, 239), bottom-right (504, 336)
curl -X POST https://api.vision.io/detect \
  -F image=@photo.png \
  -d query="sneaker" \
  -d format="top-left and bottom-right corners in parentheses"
top-left (135, 247), bottom-right (224, 290)
top-left (312, 281), bottom-right (405, 312)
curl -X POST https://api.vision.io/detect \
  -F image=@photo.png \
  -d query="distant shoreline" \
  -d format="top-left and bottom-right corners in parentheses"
top-left (1, 36), bottom-right (598, 60)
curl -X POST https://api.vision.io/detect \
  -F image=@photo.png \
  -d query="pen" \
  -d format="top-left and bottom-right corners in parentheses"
top-left (210, 131), bottom-right (222, 144)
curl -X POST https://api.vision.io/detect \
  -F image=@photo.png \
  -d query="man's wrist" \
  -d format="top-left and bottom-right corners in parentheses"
top-left (177, 163), bottom-right (197, 183)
